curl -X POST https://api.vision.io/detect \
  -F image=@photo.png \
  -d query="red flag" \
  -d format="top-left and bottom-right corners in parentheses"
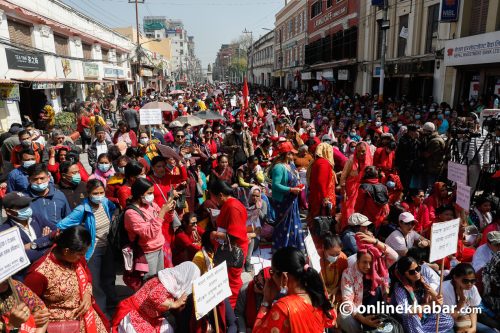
top-left (257, 103), bottom-right (264, 118)
top-left (241, 77), bottom-right (249, 121)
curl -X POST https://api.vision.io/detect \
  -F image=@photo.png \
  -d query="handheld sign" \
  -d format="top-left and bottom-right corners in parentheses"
top-left (139, 108), bottom-right (162, 125)
top-left (301, 108), bottom-right (311, 119)
top-left (193, 261), bottom-right (232, 320)
top-left (283, 107), bottom-right (290, 116)
top-left (456, 182), bottom-right (471, 211)
top-left (230, 97), bottom-right (237, 107)
top-left (447, 162), bottom-right (468, 185)
top-left (304, 233), bottom-right (321, 273)
top-left (0, 227), bottom-right (30, 282)
top-left (429, 218), bottom-right (460, 263)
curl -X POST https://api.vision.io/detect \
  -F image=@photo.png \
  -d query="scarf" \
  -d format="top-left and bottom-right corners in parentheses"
top-left (75, 262), bottom-right (98, 333)
top-left (355, 236), bottom-right (389, 295)
top-left (158, 262), bottom-right (201, 298)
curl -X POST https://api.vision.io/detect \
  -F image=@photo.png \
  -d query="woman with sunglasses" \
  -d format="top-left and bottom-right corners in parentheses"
top-left (406, 189), bottom-right (432, 237)
top-left (253, 247), bottom-right (335, 333)
top-left (385, 212), bottom-right (430, 257)
top-left (172, 213), bottom-right (204, 266)
top-left (389, 256), bottom-right (454, 333)
top-left (442, 263), bottom-right (495, 333)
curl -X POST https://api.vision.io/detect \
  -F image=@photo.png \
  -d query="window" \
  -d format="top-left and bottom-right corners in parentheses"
top-left (398, 15), bottom-right (408, 57)
top-left (311, 1), bottom-right (322, 19)
top-left (54, 34), bottom-right (69, 56)
top-left (82, 43), bottom-right (92, 60)
top-left (7, 19), bottom-right (32, 47)
top-left (425, 4), bottom-right (439, 53)
top-left (327, 0), bottom-right (332, 8)
top-left (377, 24), bottom-right (383, 60)
top-left (101, 48), bottom-right (109, 63)
top-left (469, 0), bottom-right (489, 36)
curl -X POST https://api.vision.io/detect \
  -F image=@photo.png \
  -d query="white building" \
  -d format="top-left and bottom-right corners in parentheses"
top-left (0, 0), bottom-right (134, 130)
top-left (249, 30), bottom-right (274, 87)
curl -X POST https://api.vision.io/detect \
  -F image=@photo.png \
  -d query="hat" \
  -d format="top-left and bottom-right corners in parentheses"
top-left (9, 123), bottom-right (23, 134)
top-left (321, 134), bottom-right (333, 143)
top-left (348, 213), bottom-right (372, 226)
top-left (422, 122), bottom-right (435, 132)
top-left (277, 141), bottom-right (297, 154)
top-left (3, 192), bottom-right (32, 209)
top-left (399, 212), bottom-right (416, 223)
top-left (169, 120), bottom-right (183, 128)
top-left (95, 125), bottom-right (105, 134)
top-left (487, 231), bottom-right (500, 245)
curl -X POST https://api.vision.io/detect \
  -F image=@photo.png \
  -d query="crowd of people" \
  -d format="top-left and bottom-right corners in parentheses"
top-left (0, 81), bottom-right (499, 333)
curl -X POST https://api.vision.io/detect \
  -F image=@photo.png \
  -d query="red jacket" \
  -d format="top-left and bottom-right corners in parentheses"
top-left (147, 166), bottom-right (188, 207)
top-left (373, 147), bottom-right (395, 174)
top-left (407, 202), bottom-right (432, 234)
top-left (354, 179), bottom-right (389, 228)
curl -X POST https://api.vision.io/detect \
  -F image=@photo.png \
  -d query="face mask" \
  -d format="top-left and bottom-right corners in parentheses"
top-left (350, 132), bottom-right (357, 137)
top-left (138, 174), bottom-right (147, 179)
top-left (437, 115), bottom-right (443, 120)
top-left (117, 166), bottom-right (125, 174)
top-left (31, 182), bottom-right (49, 192)
top-left (23, 160), bottom-right (36, 169)
top-left (326, 255), bottom-right (339, 263)
top-left (350, 146), bottom-right (356, 153)
top-left (71, 174), bottom-right (81, 185)
top-left (142, 193), bottom-right (155, 205)
top-left (98, 163), bottom-right (111, 173)
top-left (415, 114), bottom-right (421, 120)
top-left (387, 113), bottom-right (392, 117)
top-left (429, 108), bottom-right (435, 112)
top-left (386, 181), bottom-right (396, 189)
top-left (140, 138), bottom-right (149, 145)
top-left (15, 206), bottom-right (33, 220)
top-left (336, 112), bottom-right (340, 116)
top-left (375, 121), bottom-right (382, 127)
top-left (90, 195), bottom-right (105, 204)
top-left (445, 111), bottom-right (450, 116)
top-left (346, 113), bottom-right (351, 117)
top-left (309, 132), bottom-right (316, 138)
top-left (21, 140), bottom-right (31, 147)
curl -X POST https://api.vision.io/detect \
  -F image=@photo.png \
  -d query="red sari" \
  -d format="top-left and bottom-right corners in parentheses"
top-left (308, 157), bottom-right (336, 222)
top-left (253, 295), bottom-right (335, 333)
top-left (216, 197), bottom-right (249, 308)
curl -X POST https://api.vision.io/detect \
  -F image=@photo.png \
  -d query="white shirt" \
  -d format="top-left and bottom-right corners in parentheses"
top-left (442, 280), bottom-right (482, 313)
top-left (385, 229), bottom-right (421, 255)
top-left (421, 263), bottom-right (440, 291)
top-left (96, 141), bottom-right (108, 157)
top-left (12, 219), bottom-right (37, 242)
top-left (472, 244), bottom-right (494, 271)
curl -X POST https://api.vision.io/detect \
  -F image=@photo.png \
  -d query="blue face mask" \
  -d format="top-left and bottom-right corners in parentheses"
top-left (386, 181), bottom-right (396, 189)
top-left (117, 167), bottom-right (125, 174)
top-left (15, 206), bottom-right (33, 220)
top-left (438, 114), bottom-right (444, 120)
top-left (31, 182), bottom-right (49, 192)
top-left (90, 195), bottom-right (105, 204)
top-left (23, 160), bottom-right (36, 169)
top-left (415, 114), bottom-right (421, 120)
top-left (71, 174), bottom-right (81, 185)
top-left (444, 110), bottom-right (450, 116)
top-left (98, 163), bottom-right (111, 173)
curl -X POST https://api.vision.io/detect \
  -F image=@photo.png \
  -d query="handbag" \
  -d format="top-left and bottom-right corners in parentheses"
top-left (47, 320), bottom-right (80, 333)
top-left (213, 235), bottom-right (244, 268)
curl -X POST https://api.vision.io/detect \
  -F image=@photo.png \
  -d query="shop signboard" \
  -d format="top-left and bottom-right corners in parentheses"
top-left (141, 68), bottom-right (153, 77)
top-left (444, 30), bottom-right (500, 66)
top-left (440, 0), bottom-right (460, 22)
top-left (0, 84), bottom-right (20, 101)
top-left (373, 65), bottom-right (381, 77)
top-left (322, 69), bottom-right (334, 79)
top-left (32, 82), bottom-right (63, 90)
top-left (6, 49), bottom-right (45, 71)
top-left (301, 72), bottom-right (312, 80)
top-left (104, 67), bottom-right (126, 78)
top-left (315, 72), bottom-right (323, 80)
top-left (83, 63), bottom-right (99, 78)
top-left (338, 69), bottom-right (349, 80)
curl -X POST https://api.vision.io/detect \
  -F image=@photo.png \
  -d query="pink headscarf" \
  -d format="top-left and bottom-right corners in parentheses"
top-left (355, 235), bottom-right (389, 295)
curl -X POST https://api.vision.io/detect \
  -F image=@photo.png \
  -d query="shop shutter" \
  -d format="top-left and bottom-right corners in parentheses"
top-left (82, 43), bottom-right (92, 59)
top-left (7, 19), bottom-right (33, 47)
top-left (54, 34), bottom-right (69, 56)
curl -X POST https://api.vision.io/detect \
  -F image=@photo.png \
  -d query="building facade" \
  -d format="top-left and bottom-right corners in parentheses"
top-left (274, 0), bottom-right (307, 89)
top-left (0, 0), bottom-right (134, 131)
top-left (249, 30), bottom-right (274, 87)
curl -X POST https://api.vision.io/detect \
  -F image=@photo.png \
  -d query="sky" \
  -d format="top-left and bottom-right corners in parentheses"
top-left (60, 0), bottom-right (285, 69)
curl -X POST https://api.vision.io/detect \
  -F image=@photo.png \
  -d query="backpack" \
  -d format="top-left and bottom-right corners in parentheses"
top-left (108, 204), bottom-right (145, 257)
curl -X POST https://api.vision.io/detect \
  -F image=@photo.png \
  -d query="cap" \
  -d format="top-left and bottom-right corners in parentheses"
top-left (422, 122), bottom-right (435, 132)
top-left (348, 213), bottom-right (372, 226)
top-left (321, 134), bottom-right (333, 143)
top-left (277, 141), bottom-right (297, 154)
top-left (94, 125), bottom-right (105, 134)
top-left (487, 231), bottom-right (500, 245)
top-left (399, 212), bottom-right (416, 223)
top-left (3, 192), bottom-right (32, 209)
top-left (169, 120), bottom-right (183, 128)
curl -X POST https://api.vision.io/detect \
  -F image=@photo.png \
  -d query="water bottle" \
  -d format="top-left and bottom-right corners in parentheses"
top-left (450, 256), bottom-right (459, 269)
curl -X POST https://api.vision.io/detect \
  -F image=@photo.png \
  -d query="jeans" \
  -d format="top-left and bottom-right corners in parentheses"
top-left (110, 112), bottom-right (117, 127)
top-left (88, 245), bottom-right (117, 315)
top-left (144, 249), bottom-right (164, 280)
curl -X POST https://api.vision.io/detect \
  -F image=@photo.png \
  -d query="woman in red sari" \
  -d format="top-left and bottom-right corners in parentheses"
top-left (210, 179), bottom-right (249, 308)
top-left (424, 182), bottom-right (451, 221)
top-left (406, 188), bottom-right (432, 236)
top-left (253, 247), bottom-right (335, 333)
top-left (339, 141), bottom-right (373, 230)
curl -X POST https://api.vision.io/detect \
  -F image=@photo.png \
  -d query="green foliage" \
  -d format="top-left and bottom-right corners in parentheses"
top-left (54, 111), bottom-right (76, 133)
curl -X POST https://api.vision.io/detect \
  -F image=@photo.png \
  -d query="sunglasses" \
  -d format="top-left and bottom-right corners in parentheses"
top-left (402, 221), bottom-right (416, 226)
top-left (176, 135), bottom-right (185, 138)
top-left (407, 265), bottom-right (421, 275)
top-left (189, 221), bottom-right (198, 226)
top-left (205, 131), bottom-right (213, 134)
top-left (462, 278), bottom-right (476, 284)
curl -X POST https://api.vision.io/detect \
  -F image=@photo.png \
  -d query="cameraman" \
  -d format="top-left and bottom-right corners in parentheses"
top-left (395, 124), bottom-right (421, 192)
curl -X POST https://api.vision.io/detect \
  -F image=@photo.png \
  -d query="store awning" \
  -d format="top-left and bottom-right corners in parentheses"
top-left (0, 79), bottom-right (21, 84)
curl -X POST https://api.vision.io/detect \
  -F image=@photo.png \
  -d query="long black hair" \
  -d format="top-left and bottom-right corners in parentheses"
top-left (272, 247), bottom-right (333, 319)
top-left (54, 226), bottom-right (91, 252)
top-left (389, 256), bottom-right (424, 297)
top-left (445, 263), bottom-right (475, 281)
top-left (131, 178), bottom-right (153, 201)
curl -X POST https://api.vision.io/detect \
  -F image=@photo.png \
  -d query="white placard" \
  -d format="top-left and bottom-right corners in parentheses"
top-left (447, 161), bottom-right (468, 184)
top-left (304, 233), bottom-right (321, 273)
top-left (193, 261), bottom-right (232, 320)
top-left (429, 218), bottom-right (460, 263)
top-left (301, 108), bottom-right (311, 119)
top-left (230, 97), bottom-right (237, 107)
top-left (456, 182), bottom-right (471, 211)
top-left (139, 108), bottom-right (162, 125)
top-left (399, 26), bottom-right (409, 39)
top-left (283, 107), bottom-right (290, 116)
top-left (0, 227), bottom-right (30, 282)
top-left (338, 69), bottom-right (349, 81)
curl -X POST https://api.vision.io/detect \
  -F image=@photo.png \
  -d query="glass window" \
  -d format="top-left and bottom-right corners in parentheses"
top-left (425, 4), bottom-right (439, 53)
top-left (311, 1), bottom-right (322, 19)
top-left (398, 15), bottom-right (408, 57)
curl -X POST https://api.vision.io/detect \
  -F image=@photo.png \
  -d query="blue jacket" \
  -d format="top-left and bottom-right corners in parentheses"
top-left (28, 184), bottom-right (72, 227)
top-left (57, 198), bottom-right (116, 260)
top-left (7, 167), bottom-right (30, 193)
top-left (0, 217), bottom-right (56, 279)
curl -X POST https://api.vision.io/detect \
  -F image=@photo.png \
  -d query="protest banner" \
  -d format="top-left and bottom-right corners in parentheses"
top-left (0, 227), bottom-right (30, 282)
top-left (283, 107), bottom-right (290, 116)
top-left (139, 108), bottom-right (162, 125)
top-left (230, 97), bottom-right (237, 107)
top-left (447, 161), bottom-right (468, 185)
top-left (193, 261), bottom-right (232, 320)
top-left (456, 182), bottom-right (471, 211)
top-left (304, 233), bottom-right (321, 273)
top-left (301, 108), bottom-right (311, 119)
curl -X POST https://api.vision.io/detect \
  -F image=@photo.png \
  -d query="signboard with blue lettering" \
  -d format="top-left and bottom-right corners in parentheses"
top-left (440, 0), bottom-right (460, 22)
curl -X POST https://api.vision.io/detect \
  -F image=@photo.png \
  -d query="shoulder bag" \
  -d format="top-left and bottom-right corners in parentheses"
top-left (213, 234), bottom-right (244, 268)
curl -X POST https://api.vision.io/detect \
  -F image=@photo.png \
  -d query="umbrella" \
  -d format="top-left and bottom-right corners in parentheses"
top-left (142, 101), bottom-right (175, 112)
top-left (176, 115), bottom-right (205, 127)
top-left (156, 144), bottom-right (182, 162)
top-left (194, 110), bottom-right (225, 121)
top-left (169, 89), bottom-right (185, 95)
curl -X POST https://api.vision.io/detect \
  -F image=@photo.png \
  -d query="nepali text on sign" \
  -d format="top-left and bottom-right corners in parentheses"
top-left (0, 227), bottom-right (30, 282)
top-left (193, 261), bottom-right (232, 320)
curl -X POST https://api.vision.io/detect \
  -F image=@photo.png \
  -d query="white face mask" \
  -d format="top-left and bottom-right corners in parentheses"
top-left (140, 138), bottom-right (149, 145)
top-left (309, 132), bottom-right (316, 138)
top-left (142, 193), bottom-right (154, 205)
top-left (327, 255), bottom-right (339, 263)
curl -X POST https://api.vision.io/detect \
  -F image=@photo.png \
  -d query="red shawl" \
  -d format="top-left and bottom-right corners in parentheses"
top-left (355, 237), bottom-right (389, 295)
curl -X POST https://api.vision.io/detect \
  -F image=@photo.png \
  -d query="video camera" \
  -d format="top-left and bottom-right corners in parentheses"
top-left (483, 114), bottom-right (500, 134)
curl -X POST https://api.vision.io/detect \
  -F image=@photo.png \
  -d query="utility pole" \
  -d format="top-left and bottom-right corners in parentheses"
top-left (280, 29), bottom-right (283, 89)
top-left (378, 0), bottom-right (389, 103)
top-left (243, 28), bottom-right (253, 83)
top-left (129, 0), bottom-right (144, 96)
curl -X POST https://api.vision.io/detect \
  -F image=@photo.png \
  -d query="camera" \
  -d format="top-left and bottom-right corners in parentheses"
top-left (449, 126), bottom-right (482, 138)
top-left (483, 114), bottom-right (500, 134)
